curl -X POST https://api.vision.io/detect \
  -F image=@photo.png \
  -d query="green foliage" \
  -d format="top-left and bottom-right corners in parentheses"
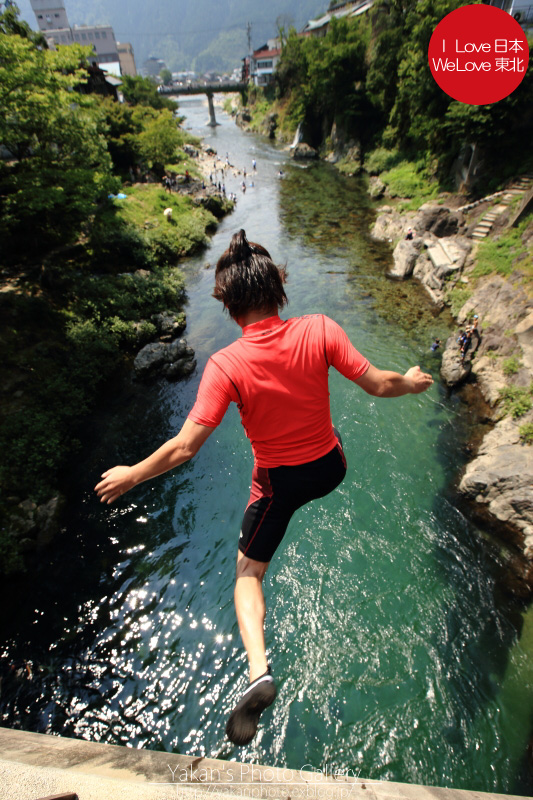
top-left (364, 147), bottom-right (402, 175)
top-left (0, 4), bottom-right (47, 46)
top-left (160, 68), bottom-right (173, 85)
top-left (503, 355), bottom-right (522, 376)
top-left (272, 0), bottom-right (533, 193)
top-left (0, 30), bottom-right (117, 251)
top-left (134, 107), bottom-right (182, 172)
top-left (472, 216), bottom-right (533, 280)
top-left (275, 18), bottom-right (371, 144)
top-left (90, 220), bottom-right (151, 270)
top-left (380, 161), bottom-right (438, 207)
top-left (121, 74), bottom-right (177, 110)
top-left (498, 384), bottom-right (533, 419)
top-left (147, 221), bottom-right (209, 263)
top-left (446, 286), bottom-right (472, 317)
top-left (0, 525), bottom-right (24, 575)
top-left (519, 422), bottom-right (533, 445)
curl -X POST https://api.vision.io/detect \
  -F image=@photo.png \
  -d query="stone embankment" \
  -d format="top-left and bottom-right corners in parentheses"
top-left (372, 189), bottom-right (533, 595)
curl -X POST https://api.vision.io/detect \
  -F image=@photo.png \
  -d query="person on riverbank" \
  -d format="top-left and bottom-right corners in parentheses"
top-left (95, 229), bottom-right (433, 748)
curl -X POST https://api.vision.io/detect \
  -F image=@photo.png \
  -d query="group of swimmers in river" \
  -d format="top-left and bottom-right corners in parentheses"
top-left (429, 316), bottom-right (480, 362)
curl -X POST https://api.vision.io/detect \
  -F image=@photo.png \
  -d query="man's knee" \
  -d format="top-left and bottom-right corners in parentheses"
top-left (236, 553), bottom-right (269, 581)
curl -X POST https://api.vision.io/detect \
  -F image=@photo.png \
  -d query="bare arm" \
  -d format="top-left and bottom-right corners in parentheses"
top-left (94, 418), bottom-right (215, 504)
top-left (355, 364), bottom-right (433, 397)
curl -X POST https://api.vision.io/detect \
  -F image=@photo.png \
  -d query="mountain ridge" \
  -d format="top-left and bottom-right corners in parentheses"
top-left (15, 0), bottom-right (325, 73)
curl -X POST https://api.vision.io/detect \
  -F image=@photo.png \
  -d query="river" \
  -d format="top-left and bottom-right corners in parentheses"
top-left (1, 96), bottom-right (532, 796)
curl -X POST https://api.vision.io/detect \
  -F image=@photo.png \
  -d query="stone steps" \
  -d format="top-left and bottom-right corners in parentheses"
top-left (468, 174), bottom-right (533, 239)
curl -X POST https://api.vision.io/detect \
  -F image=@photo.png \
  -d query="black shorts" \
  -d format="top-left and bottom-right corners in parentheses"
top-left (239, 431), bottom-right (347, 563)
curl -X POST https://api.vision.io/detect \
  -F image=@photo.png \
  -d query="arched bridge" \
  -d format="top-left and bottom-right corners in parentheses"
top-left (159, 82), bottom-right (247, 126)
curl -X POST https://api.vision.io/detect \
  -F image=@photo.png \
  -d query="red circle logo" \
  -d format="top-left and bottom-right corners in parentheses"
top-left (428, 4), bottom-right (529, 105)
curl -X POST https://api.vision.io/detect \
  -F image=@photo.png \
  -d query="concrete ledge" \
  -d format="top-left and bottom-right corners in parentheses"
top-left (0, 727), bottom-right (524, 800)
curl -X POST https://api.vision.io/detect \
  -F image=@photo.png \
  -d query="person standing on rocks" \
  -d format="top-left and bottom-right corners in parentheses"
top-left (95, 229), bottom-right (433, 747)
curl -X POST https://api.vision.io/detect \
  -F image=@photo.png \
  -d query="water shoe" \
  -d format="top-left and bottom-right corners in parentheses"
top-left (226, 667), bottom-right (277, 745)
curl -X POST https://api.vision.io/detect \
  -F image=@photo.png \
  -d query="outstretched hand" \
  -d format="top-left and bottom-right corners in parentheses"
top-left (404, 366), bottom-right (433, 394)
top-left (95, 466), bottom-right (136, 504)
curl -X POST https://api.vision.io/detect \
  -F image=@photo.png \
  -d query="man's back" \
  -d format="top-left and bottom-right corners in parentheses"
top-left (190, 314), bottom-right (369, 467)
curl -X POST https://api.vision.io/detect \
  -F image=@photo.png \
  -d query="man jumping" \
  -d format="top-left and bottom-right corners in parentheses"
top-left (95, 230), bottom-right (433, 746)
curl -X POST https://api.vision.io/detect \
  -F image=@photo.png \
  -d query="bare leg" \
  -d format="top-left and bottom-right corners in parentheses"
top-left (234, 551), bottom-right (269, 683)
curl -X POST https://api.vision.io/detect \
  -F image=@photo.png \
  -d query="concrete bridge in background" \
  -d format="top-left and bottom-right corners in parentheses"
top-left (159, 82), bottom-right (247, 126)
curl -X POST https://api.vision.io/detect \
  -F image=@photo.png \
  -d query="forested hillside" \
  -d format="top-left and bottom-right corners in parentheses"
top-left (0, 8), bottom-right (231, 570)
top-left (15, 0), bottom-right (325, 72)
top-left (269, 0), bottom-right (533, 195)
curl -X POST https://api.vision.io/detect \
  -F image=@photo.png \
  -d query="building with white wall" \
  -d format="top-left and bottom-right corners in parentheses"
top-left (29, 0), bottom-right (123, 75)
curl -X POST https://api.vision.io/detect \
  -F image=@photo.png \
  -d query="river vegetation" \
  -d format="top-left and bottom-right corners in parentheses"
top-left (0, 8), bottom-right (228, 572)
top-left (255, 0), bottom-right (533, 198)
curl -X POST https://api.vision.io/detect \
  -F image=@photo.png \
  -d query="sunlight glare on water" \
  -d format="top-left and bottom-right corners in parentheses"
top-left (1, 96), bottom-right (532, 797)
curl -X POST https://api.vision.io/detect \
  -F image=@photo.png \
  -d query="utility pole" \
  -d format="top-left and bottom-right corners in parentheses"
top-left (246, 21), bottom-right (252, 84)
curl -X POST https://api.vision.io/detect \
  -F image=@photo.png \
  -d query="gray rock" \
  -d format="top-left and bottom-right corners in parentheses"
top-left (151, 312), bottom-right (186, 339)
top-left (413, 205), bottom-right (461, 237)
top-left (372, 208), bottom-right (413, 242)
top-left (19, 499), bottom-right (36, 514)
top-left (183, 144), bottom-right (198, 157)
top-left (163, 357), bottom-right (197, 379)
top-left (477, 334), bottom-right (516, 359)
top-left (515, 311), bottom-right (533, 373)
top-left (368, 177), bottom-right (386, 199)
top-left (459, 414), bottom-right (533, 549)
top-left (440, 336), bottom-right (471, 386)
top-left (388, 238), bottom-right (423, 279)
top-left (345, 144), bottom-right (361, 163)
top-left (134, 338), bottom-right (195, 381)
top-left (291, 143), bottom-right (319, 160)
top-left (235, 109), bottom-right (252, 128)
top-left (262, 112), bottom-right (278, 139)
top-left (35, 495), bottom-right (65, 548)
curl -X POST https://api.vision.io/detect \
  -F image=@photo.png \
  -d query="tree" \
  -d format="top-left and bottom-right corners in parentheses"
top-left (160, 67), bottom-right (173, 85)
top-left (276, 14), bottom-right (294, 48)
top-left (121, 74), bottom-right (177, 110)
top-left (0, 14), bottom-right (116, 251)
top-left (134, 107), bottom-right (182, 173)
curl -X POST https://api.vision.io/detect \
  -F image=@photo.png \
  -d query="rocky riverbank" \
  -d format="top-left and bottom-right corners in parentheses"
top-left (371, 192), bottom-right (533, 597)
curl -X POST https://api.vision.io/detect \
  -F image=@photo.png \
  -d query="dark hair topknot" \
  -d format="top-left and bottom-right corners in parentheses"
top-left (213, 230), bottom-right (288, 319)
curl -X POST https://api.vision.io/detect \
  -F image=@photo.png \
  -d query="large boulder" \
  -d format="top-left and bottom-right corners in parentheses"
top-left (413, 205), bottom-right (462, 238)
top-left (371, 207), bottom-right (413, 242)
top-left (235, 109), bottom-right (252, 128)
top-left (151, 311), bottom-right (186, 340)
top-left (459, 413), bottom-right (533, 556)
top-left (6, 494), bottom-right (65, 553)
top-left (440, 335), bottom-right (471, 386)
top-left (368, 176), bottom-right (386, 199)
top-left (388, 238), bottom-right (423, 279)
top-left (35, 495), bottom-right (65, 548)
top-left (262, 112), bottom-right (278, 139)
top-left (291, 143), bottom-right (319, 160)
top-left (134, 338), bottom-right (196, 381)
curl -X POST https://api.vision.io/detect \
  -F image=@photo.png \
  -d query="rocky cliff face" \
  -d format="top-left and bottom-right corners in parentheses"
top-left (372, 201), bottom-right (533, 595)
top-left (372, 203), bottom-right (472, 306)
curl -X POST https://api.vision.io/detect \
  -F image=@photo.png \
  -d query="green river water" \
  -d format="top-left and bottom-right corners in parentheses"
top-left (1, 97), bottom-right (532, 795)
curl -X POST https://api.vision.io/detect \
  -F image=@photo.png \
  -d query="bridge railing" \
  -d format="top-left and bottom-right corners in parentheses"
top-left (158, 82), bottom-right (247, 95)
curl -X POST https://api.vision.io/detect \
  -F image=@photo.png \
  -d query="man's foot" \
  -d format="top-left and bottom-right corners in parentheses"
top-left (226, 667), bottom-right (277, 745)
